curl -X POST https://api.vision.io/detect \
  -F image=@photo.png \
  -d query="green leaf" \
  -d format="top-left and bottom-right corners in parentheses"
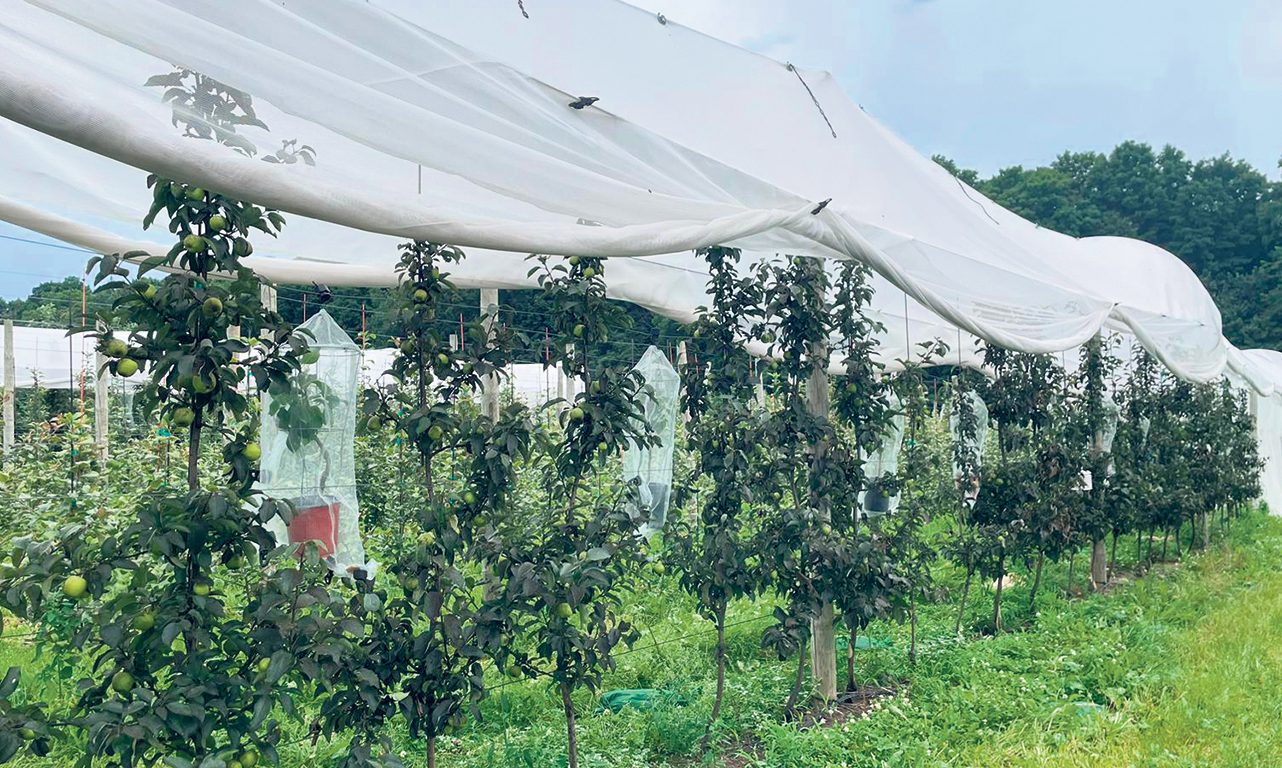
top-left (0, 667), bottom-right (19, 699)
top-left (266, 651), bottom-right (292, 684)
top-left (249, 694), bottom-right (271, 730)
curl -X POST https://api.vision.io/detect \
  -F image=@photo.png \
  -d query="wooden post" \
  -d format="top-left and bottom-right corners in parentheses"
top-left (564, 343), bottom-right (577, 404)
top-left (227, 323), bottom-right (243, 394)
top-left (676, 341), bottom-right (691, 423)
top-left (257, 285), bottom-right (277, 401)
top-left (480, 288), bottom-right (500, 421)
top-left (1089, 398), bottom-right (1108, 590)
top-left (806, 344), bottom-right (837, 701)
top-left (94, 351), bottom-right (109, 461)
top-left (3, 319), bottom-right (14, 455)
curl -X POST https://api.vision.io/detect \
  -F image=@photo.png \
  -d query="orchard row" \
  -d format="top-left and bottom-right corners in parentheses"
top-left (0, 180), bottom-right (1260, 768)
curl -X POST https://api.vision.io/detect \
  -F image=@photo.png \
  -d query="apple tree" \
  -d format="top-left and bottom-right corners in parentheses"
top-left (824, 261), bottom-right (909, 686)
top-left (482, 255), bottom-right (653, 768)
top-left (0, 175), bottom-right (330, 768)
top-left (664, 245), bottom-right (766, 740)
top-left (752, 254), bottom-right (837, 713)
top-left (311, 241), bottom-right (534, 768)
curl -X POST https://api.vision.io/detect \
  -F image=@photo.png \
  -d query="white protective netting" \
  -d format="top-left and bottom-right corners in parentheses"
top-left (260, 310), bottom-right (368, 573)
top-left (860, 391), bottom-right (906, 518)
top-left (950, 390), bottom-right (989, 506)
top-left (0, 1), bottom-right (1235, 372)
top-left (1254, 392), bottom-right (1282, 516)
top-left (0, 323), bottom-right (134, 390)
top-left (1235, 349), bottom-right (1282, 516)
top-left (0, 0), bottom-right (1280, 508)
top-left (625, 346), bottom-right (681, 536)
top-left (359, 350), bottom-right (570, 409)
top-left (1097, 399), bottom-right (1121, 467)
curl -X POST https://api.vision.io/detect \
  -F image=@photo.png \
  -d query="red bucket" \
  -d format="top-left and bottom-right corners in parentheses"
top-left (287, 495), bottom-right (340, 559)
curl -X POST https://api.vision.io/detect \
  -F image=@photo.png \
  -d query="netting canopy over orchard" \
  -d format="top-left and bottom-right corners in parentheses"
top-left (0, 3), bottom-right (1279, 767)
top-left (3, 0), bottom-right (1279, 499)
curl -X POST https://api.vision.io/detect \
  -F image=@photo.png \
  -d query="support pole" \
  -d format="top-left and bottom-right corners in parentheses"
top-left (676, 340), bottom-right (691, 423)
top-left (3, 320), bottom-right (14, 456)
top-left (563, 343), bottom-right (577, 405)
top-left (227, 323), bottom-right (243, 394)
top-left (94, 351), bottom-right (109, 461)
top-left (806, 344), bottom-right (837, 702)
top-left (480, 288), bottom-right (500, 421)
top-left (1088, 340), bottom-right (1108, 590)
top-left (257, 285), bottom-right (277, 401)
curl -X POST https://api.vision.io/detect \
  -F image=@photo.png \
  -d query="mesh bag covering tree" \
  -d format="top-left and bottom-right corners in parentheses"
top-left (624, 345), bottom-right (681, 536)
top-left (861, 391), bottom-right (907, 517)
top-left (950, 389), bottom-right (990, 505)
top-left (260, 310), bottom-right (368, 573)
top-left (1097, 399), bottom-right (1121, 473)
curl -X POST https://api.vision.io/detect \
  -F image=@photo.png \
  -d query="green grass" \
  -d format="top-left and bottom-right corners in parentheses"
top-left (5, 512), bottom-right (1281, 767)
top-left (970, 517), bottom-right (1282, 768)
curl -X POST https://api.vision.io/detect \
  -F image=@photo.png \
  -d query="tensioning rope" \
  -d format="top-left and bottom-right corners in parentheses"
top-left (786, 63), bottom-right (837, 139)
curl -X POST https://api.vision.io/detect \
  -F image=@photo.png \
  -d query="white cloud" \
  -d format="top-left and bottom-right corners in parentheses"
top-left (1241, 0), bottom-right (1282, 82)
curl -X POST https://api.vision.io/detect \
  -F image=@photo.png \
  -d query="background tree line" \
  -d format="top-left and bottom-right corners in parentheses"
top-left (934, 142), bottom-right (1282, 349)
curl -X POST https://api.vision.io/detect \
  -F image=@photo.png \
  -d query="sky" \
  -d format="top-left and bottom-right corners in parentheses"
top-left (3, 0), bottom-right (1279, 300)
top-left (629, 0), bottom-right (1281, 176)
top-left (0, 227), bottom-right (100, 301)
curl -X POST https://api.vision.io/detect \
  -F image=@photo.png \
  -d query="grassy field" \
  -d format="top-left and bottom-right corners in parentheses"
top-left (970, 515), bottom-right (1282, 768)
top-left (4, 511), bottom-right (1280, 767)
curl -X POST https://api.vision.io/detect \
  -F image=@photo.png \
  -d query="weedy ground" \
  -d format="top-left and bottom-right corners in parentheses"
top-left (4, 509), bottom-right (1280, 767)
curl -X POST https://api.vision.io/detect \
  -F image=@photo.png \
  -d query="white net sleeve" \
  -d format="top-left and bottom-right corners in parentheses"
top-left (950, 390), bottom-right (989, 505)
top-left (259, 310), bottom-right (369, 574)
top-left (950, 390), bottom-right (989, 476)
top-left (624, 346), bottom-right (681, 537)
top-left (860, 390), bottom-right (906, 517)
top-left (1097, 398), bottom-right (1121, 477)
